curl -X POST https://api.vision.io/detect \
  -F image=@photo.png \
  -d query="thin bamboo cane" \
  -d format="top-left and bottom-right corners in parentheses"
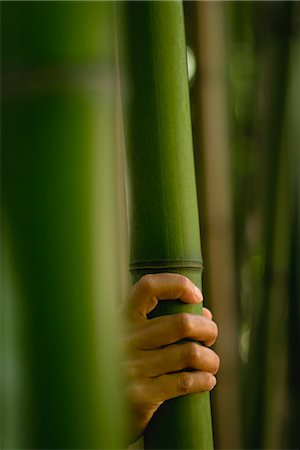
top-left (244, 4), bottom-right (292, 448)
top-left (286, 25), bottom-right (300, 448)
top-left (120, 2), bottom-right (213, 449)
top-left (187, 2), bottom-right (242, 448)
top-left (262, 115), bottom-right (291, 450)
top-left (2, 3), bottom-right (125, 448)
top-left (263, 17), bottom-right (300, 448)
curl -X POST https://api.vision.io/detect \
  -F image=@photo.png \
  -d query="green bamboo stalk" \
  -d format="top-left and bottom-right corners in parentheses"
top-left (262, 114), bottom-right (292, 450)
top-left (273, 21), bottom-right (300, 449)
top-left (120, 2), bottom-right (213, 449)
top-left (2, 3), bottom-right (125, 448)
top-left (186, 3), bottom-right (242, 448)
top-left (243, 4), bottom-right (293, 448)
top-left (287, 25), bottom-right (300, 448)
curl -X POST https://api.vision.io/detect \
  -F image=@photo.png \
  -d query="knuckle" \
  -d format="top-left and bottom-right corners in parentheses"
top-left (126, 382), bottom-right (143, 404)
top-left (205, 372), bottom-right (215, 389)
top-left (206, 320), bottom-right (218, 346)
top-left (137, 274), bottom-right (155, 294)
top-left (178, 275), bottom-right (190, 291)
top-left (212, 354), bottom-right (220, 374)
top-left (212, 321), bottom-right (218, 340)
top-left (174, 313), bottom-right (193, 337)
top-left (184, 342), bottom-right (200, 368)
top-left (138, 274), bottom-right (155, 294)
top-left (177, 373), bottom-right (193, 394)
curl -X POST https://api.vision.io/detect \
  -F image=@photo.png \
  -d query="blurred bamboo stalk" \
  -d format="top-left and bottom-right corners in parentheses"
top-left (188, 2), bottom-right (242, 449)
top-left (244, 4), bottom-right (293, 448)
top-left (262, 107), bottom-right (291, 449)
top-left (287, 20), bottom-right (300, 448)
top-left (115, 18), bottom-right (130, 304)
top-left (119, 2), bottom-right (214, 449)
top-left (2, 3), bottom-right (126, 448)
top-left (275, 17), bottom-right (300, 449)
top-left (261, 8), bottom-right (300, 445)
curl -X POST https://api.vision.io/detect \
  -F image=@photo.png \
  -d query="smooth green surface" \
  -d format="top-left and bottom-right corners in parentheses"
top-left (124, 1), bottom-right (202, 267)
top-left (2, 2), bottom-right (113, 66)
top-left (121, 2), bottom-right (213, 449)
top-left (240, 4), bottom-right (293, 449)
top-left (2, 3), bottom-right (125, 448)
top-left (222, 3), bottom-right (298, 449)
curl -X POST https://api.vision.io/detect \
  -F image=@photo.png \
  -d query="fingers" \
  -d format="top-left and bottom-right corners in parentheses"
top-left (148, 371), bottom-right (217, 403)
top-left (126, 274), bottom-right (203, 319)
top-left (134, 342), bottom-right (220, 378)
top-left (202, 307), bottom-right (213, 320)
top-left (133, 312), bottom-right (218, 349)
top-left (122, 274), bottom-right (218, 441)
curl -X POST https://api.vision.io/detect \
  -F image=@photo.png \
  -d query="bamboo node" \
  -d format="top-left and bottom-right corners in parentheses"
top-left (130, 259), bottom-right (204, 272)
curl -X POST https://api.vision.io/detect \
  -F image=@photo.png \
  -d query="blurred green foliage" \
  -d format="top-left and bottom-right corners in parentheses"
top-left (226, 2), bottom-right (300, 449)
top-left (2, 2), bottom-right (126, 448)
top-left (1, 1), bottom-right (299, 450)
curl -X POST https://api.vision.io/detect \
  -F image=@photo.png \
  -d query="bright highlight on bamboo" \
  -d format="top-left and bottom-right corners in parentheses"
top-left (120, 2), bottom-right (214, 449)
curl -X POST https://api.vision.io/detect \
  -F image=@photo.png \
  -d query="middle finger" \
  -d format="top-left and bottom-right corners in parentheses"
top-left (140, 341), bottom-right (220, 377)
top-left (133, 313), bottom-right (218, 349)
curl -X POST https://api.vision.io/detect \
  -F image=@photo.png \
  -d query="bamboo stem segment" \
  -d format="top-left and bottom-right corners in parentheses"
top-left (120, 2), bottom-right (214, 449)
top-left (187, 2), bottom-right (242, 448)
top-left (2, 3), bottom-right (125, 448)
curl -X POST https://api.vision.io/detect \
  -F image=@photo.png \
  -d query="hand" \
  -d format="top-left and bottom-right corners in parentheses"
top-left (120, 273), bottom-right (219, 444)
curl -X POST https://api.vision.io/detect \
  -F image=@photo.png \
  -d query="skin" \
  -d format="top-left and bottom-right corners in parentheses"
top-left (120, 273), bottom-right (220, 444)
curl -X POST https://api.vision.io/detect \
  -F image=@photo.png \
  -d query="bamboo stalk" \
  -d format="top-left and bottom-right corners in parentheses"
top-left (262, 115), bottom-right (291, 450)
top-left (286, 24), bottom-right (300, 449)
top-left (2, 3), bottom-right (125, 448)
top-left (264, 16), bottom-right (300, 448)
top-left (186, 2), bottom-right (242, 448)
top-left (120, 2), bottom-right (213, 449)
top-left (243, 4), bottom-right (293, 448)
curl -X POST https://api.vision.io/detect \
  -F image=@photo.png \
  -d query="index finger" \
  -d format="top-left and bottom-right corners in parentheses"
top-left (126, 273), bottom-right (203, 320)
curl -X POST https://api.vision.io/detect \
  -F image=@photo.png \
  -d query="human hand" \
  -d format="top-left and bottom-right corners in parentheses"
top-left (120, 273), bottom-right (219, 444)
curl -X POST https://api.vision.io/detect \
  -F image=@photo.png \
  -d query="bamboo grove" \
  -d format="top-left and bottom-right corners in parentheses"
top-left (1, 2), bottom-right (300, 450)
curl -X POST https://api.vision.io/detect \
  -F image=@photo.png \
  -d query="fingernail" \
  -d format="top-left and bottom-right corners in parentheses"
top-left (212, 376), bottom-right (217, 387)
top-left (194, 285), bottom-right (203, 302)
